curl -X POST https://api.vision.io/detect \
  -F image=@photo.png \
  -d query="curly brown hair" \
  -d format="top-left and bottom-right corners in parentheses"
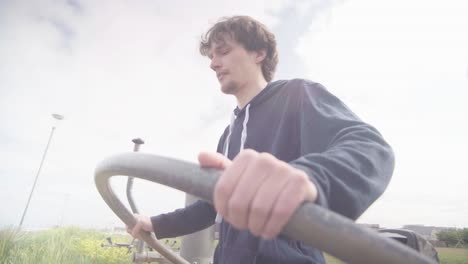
top-left (200, 16), bottom-right (279, 82)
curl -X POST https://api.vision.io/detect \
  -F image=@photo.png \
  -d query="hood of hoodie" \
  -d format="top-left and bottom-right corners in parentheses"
top-left (233, 80), bottom-right (288, 117)
top-left (223, 80), bottom-right (288, 158)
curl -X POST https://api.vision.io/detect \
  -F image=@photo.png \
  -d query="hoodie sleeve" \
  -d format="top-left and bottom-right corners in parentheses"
top-left (151, 127), bottom-right (230, 239)
top-left (289, 80), bottom-right (395, 220)
top-left (151, 200), bottom-right (216, 239)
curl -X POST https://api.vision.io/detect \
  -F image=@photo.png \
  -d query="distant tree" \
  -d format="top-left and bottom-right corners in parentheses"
top-left (437, 229), bottom-right (465, 247)
top-left (463, 228), bottom-right (468, 244)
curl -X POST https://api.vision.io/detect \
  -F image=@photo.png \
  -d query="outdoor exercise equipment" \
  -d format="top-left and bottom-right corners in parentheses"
top-left (95, 149), bottom-right (439, 264)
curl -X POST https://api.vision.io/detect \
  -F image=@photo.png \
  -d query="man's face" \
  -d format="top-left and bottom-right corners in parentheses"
top-left (208, 35), bottom-right (261, 94)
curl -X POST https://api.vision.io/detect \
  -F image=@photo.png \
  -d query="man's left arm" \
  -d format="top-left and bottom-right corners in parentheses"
top-left (209, 81), bottom-right (394, 239)
top-left (290, 81), bottom-right (395, 220)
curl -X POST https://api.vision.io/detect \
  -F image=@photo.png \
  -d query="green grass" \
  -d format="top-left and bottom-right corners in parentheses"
top-left (437, 247), bottom-right (468, 264)
top-left (0, 226), bottom-right (183, 264)
top-left (325, 247), bottom-right (468, 264)
top-left (0, 228), bottom-right (22, 263)
top-left (0, 227), bottom-right (134, 264)
top-left (324, 253), bottom-right (344, 264)
top-left (2, 228), bottom-right (467, 264)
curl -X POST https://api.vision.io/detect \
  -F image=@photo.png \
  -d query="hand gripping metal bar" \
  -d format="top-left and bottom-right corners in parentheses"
top-left (94, 152), bottom-right (437, 264)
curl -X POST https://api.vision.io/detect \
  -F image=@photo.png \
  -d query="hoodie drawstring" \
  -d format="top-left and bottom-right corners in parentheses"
top-left (223, 104), bottom-right (251, 156)
top-left (223, 112), bottom-right (236, 157)
top-left (216, 104), bottom-right (251, 225)
top-left (240, 104), bottom-right (251, 151)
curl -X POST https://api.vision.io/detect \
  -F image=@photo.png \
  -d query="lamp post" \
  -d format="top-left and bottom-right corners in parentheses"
top-left (19, 113), bottom-right (64, 228)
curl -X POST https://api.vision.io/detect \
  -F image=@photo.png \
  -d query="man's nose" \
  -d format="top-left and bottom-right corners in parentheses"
top-left (210, 56), bottom-right (221, 71)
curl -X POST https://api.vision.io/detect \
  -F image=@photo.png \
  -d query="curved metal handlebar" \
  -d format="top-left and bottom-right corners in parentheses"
top-left (95, 152), bottom-right (436, 264)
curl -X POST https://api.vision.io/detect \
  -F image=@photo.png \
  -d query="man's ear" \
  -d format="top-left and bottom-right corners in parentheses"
top-left (255, 49), bottom-right (267, 64)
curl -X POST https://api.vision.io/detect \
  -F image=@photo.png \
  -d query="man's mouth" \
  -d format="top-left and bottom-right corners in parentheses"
top-left (217, 72), bottom-right (228, 81)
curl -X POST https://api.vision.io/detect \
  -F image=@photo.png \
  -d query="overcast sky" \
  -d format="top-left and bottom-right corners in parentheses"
top-left (1, 0), bottom-right (467, 231)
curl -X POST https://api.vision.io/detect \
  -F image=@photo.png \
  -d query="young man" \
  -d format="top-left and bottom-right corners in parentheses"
top-left (129, 16), bottom-right (394, 263)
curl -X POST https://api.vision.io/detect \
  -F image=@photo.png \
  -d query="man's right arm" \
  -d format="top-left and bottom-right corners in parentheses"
top-left (151, 200), bottom-right (217, 239)
top-left (150, 127), bottom-right (229, 239)
top-left (131, 129), bottom-right (229, 240)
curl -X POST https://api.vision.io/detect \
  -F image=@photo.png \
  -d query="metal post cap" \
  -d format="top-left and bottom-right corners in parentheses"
top-left (132, 138), bottom-right (145, 145)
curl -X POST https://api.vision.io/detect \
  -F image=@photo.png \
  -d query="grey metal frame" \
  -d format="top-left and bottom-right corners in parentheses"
top-left (95, 152), bottom-right (437, 264)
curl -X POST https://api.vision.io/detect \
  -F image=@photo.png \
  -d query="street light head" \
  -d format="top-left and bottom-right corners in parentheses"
top-left (52, 113), bottom-right (64, 120)
top-left (132, 138), bottom-right (145, 145)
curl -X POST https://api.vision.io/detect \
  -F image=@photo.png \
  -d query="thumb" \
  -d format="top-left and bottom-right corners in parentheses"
top-left (198, 152), bottom-right (231, 170)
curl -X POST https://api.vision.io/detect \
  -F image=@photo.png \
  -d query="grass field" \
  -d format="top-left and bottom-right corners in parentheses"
top-left (437, 247), bottom-right (468, 264)
top-left (324, 247), bottom-right (468, 264)
top-left (1, 227), bottom-right (467, 263)
top-left (324, 253), bottom-right (344, 264)
top-left (0, 227), bottom-right (135, 264)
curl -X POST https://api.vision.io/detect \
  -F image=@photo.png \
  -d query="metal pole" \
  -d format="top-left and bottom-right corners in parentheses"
top-left (127, 138), bottom-right (145, 264)
top-left (95, 153), bottom-right (437, 264)
top-left (127, 138), bottom-right (144, 214)
top-left (180, 194), bottom-right (214, 264)
top-left (19, 126), bottom-right (56, 227)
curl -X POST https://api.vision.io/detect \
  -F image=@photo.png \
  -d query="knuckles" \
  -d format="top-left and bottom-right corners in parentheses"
top-left (217, 149), bottom-right (312, 237)
top-left (271, 205), bottom-right (290, 220)
top-left (215, 181), bottom-right (231, 198)
top-left (255, 152), bottom-right (276, 167)
top-left (237, 149), bottom-right (258, 161)
top-left (227, 197), bottom-right (247, 215)
top-left (291, 170), bottom-right (309, 187)
top-left (250, 203), bottom-right (269, 220)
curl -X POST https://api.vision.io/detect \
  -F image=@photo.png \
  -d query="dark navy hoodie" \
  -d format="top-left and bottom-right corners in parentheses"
top-left (151, 79), bottom-right (395, 263)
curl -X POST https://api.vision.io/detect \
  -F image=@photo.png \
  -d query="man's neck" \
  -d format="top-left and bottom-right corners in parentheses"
top-left (235, 77), bottom-right (268, 109)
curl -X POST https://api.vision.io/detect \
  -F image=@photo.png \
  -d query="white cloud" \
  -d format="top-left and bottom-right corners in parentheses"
top-left (0, 0), bottom-right (289, 229)
top-left (299, 0), bottom-right (468, 227)
top-left (1, 0), bottom-right (467, 231)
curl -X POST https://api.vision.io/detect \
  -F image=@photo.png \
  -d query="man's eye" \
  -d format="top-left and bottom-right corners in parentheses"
top-left (222, 49), bottom-right (230, 55)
